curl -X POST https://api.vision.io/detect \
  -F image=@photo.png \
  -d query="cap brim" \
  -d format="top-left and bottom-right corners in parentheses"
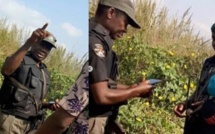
top-left (128, 16), bottom-right (141, 29)
top-left (41, 40), bottom-right (56, 48)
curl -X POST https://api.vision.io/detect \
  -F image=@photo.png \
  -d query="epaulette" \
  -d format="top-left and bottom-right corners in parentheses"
top-left (89, 20), bottom-right (113, 51)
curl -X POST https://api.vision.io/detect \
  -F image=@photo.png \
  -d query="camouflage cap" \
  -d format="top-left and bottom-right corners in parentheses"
top-left (99, 0), bottom-right (141, 29)
top-left (42, 34), bottom-right (57, 48)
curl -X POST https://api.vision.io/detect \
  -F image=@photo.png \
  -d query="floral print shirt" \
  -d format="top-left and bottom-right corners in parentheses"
top-left (59, 62), bottom-right (89, 134)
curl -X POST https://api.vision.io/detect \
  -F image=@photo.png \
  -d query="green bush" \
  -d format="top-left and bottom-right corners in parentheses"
top-left (46, 68), bottom-right (76, 101)
top-left (114, 36), bottom-right (210, 133)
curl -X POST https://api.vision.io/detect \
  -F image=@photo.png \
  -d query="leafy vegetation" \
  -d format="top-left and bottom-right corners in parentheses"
top-left (90, 0), bottom-right (212, 133)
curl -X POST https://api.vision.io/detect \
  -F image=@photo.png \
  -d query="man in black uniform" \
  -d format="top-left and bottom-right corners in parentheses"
top-left (174, 23), bottom-right (215, 134)
top-left (89, 0), bottom-right (155, 133)
top-left (0, 23), bottom-right (58, 134)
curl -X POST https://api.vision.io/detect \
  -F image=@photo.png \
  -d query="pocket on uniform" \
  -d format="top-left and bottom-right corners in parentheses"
top-left (14, 88), bottom-right (28, 102)
top-left (30, 76), bottom-right (39, 88)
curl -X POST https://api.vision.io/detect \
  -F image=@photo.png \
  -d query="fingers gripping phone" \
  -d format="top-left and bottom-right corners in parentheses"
top-left (149, 79), bottom-right (162, 85)
top-left (42, 101), bottom-right (55, 109)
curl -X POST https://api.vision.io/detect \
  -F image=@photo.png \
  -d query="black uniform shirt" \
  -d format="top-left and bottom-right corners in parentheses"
top-left (89, 19), bottom-right (113, 83)
top-left (89, 18), bottom-right (116, 117)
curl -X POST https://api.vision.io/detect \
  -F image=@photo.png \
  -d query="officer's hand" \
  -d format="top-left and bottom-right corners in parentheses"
top-left (49, 99), bottom-right (60, 111)
top-left (29, 23), bottom-right (51, 43)
top-left (135, 79), bottom-right (155, 98)
top-left (46, 99), bottom-right (60, 111)
top-left (173, 103), bottom-right (186, 118)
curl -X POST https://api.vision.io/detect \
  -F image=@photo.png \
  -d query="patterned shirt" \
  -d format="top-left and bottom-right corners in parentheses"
top-left (58, 61), bottom-right (89, 134)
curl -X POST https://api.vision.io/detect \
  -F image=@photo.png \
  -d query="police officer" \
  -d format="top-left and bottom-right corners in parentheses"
top-left (0, 23), bottom-right (58, 134)
top-left (174, 23), bottom-right (215, 134)
top-left (89, 0), bottom-right (155, 133)
top-left (35, 62), bottom-right (89, 134)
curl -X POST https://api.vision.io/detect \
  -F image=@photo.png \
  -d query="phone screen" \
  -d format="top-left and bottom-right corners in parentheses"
top-left (149, 79), bottom-right (162, 85)
top-left (48, 101), bottom-right (55, 104)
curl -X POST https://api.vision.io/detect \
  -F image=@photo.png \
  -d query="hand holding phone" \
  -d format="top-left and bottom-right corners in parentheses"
top-left (45, 100), bottom-right (60, 111)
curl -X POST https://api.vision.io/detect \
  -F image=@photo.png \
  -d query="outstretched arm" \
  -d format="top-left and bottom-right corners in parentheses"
top-left (91, 80), bottom-right (153, 105)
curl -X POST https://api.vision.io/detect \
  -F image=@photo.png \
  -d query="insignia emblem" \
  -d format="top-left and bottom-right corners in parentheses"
top-left (88, 66), bottom-right (93, 72)
top-left (94, 44), bottom-right (105, 57)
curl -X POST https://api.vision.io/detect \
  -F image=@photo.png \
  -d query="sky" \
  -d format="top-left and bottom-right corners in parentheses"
top-left (155, 0), bottom-right (215, 41)
top-left (1, 0), bottom-right (214, 59)
top-left (0, 0), bottom-right (88, 59)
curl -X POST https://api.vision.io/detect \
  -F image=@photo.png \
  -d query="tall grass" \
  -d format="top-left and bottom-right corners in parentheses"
top-left (89, 0), bottom-right (212, 56)
top-left (0, 18), bottom-right (22, 58)
top-left (133, 0), bottom-right (211, 56)
top-left (45, 45), bottom-right (84, 76)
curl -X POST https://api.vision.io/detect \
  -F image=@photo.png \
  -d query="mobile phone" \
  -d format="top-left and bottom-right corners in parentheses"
top-left (149, 79), bottom-right (162, 85)
top-left (48, 101), bottom-right (55, 105)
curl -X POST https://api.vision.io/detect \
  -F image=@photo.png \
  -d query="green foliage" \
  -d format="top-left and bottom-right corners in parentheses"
top-left (0, 18), bottom-right (21, 58)
top-left (0, 18), bottom-right (23, 85)
top-left (114, 36), bottom-right (209, 133)
top-left (118, 100), bottom-right (184, 134)
top-left (45, 68), bottom-right (76, 101)
top-left (43, 46), bottom-right (84, 102)
top-left (44, 45), bottom-right (85, 76)
top-left (89, 0), bottom-right (212, 133)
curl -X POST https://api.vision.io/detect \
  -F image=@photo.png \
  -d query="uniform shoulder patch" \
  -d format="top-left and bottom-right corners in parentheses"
top-left (93, 44), bottom-right (105, 58)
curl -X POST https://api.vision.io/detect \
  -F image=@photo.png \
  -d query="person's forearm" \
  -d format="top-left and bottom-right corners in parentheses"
top-left (92, 86), bottom-right (140, 105)
top-left (35, 108), bottom-right (74, 134)
top-left (117, 83), bottom-right (130, 89)
top-left (35, 117), bottom-right (65, 134)
top-left (104, 88), bottom-right (139, 104)
top-left (1, 39), bottom-right (32, 75)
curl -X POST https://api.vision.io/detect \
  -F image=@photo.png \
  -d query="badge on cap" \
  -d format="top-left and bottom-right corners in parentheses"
top-left (46, 35), bottom-right (56, 42)
top-left (93, 44), bottom-right (105, 58)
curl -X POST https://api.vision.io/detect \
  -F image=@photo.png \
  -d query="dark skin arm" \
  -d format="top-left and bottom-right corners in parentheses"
top-left (117, 83), bottom-right (137, 90)
top-left (35, 107), bottom-right (74, 134)
top-left (116, 83), bottom-right (129, 89)
top-left (91, 80), bottom-right (153, 105)
top-left (1, 23), bottom-right (49, 76)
